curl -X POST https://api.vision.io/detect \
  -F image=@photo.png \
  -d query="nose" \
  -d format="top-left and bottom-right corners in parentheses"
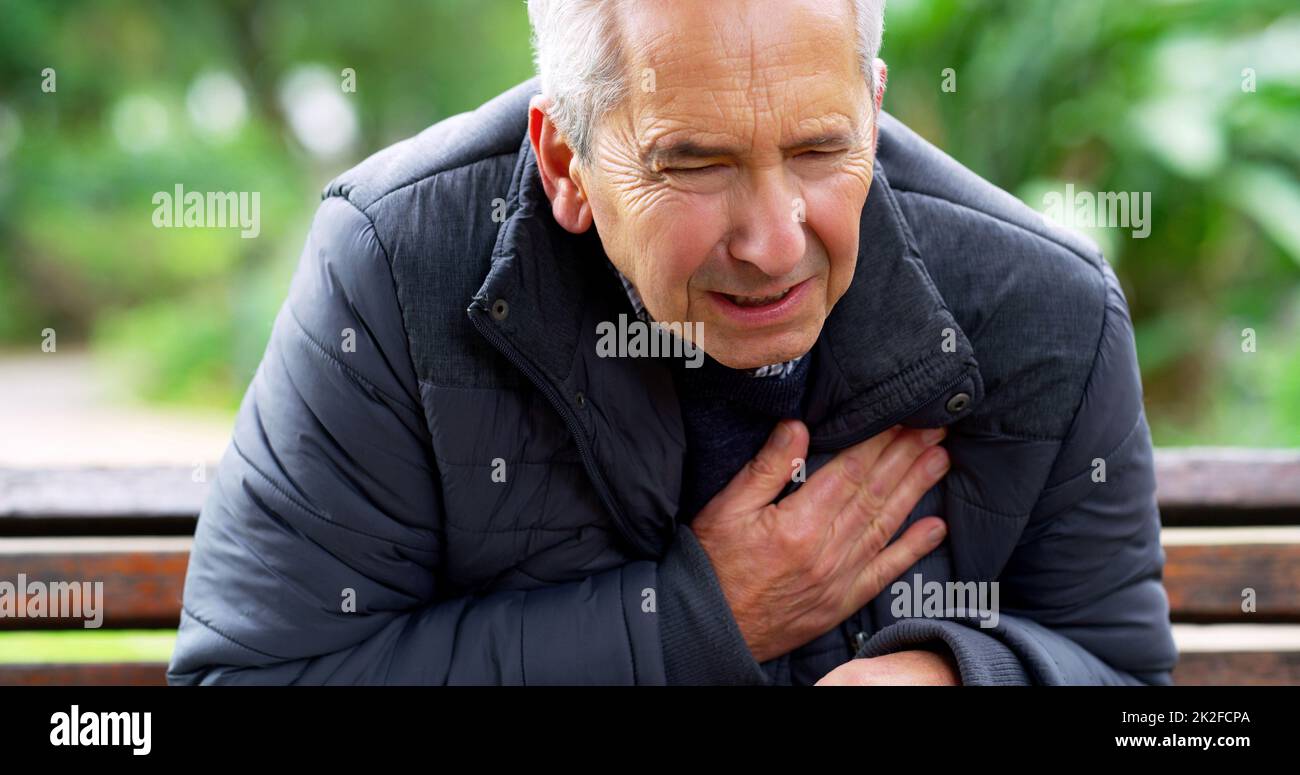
top-left (726, 166), bottom-right (806, 278)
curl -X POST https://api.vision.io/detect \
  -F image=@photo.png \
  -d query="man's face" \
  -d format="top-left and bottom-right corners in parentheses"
top-left (576, 0), bottom-right (878, 369)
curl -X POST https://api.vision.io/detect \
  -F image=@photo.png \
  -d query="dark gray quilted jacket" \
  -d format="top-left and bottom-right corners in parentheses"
top-left (168, 78), bottom-right (1178, 685)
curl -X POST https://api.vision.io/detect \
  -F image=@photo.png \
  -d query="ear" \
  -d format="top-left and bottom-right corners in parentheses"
top-left (528, 94), bottom-right (593, 234)
top-left (870, 58), bottom-right (888, 152)
top-left (872, 58), bottom-right (888, 111)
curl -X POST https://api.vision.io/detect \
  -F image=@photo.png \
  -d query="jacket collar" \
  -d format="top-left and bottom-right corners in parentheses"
top-left (471, 121), bottom-right (982, 557)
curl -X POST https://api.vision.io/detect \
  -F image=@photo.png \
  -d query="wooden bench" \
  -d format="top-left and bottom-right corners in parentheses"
top-left (1, 450), bottom-right (1297, 685)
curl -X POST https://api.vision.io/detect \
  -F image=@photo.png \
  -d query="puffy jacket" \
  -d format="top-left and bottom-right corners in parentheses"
top-left (168, 77), bottom-right (1178, 685)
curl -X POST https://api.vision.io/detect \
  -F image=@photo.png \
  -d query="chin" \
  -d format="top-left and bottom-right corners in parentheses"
top-left (704, 326), bottom-right (820, 370)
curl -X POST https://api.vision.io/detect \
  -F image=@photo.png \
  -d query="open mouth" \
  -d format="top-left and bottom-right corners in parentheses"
top-left (724, 288), bottom-right (794, 307)
top-left (708, 278), bottom-right (812, 324)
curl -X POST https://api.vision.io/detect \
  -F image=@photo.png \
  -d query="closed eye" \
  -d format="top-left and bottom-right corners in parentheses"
top-left (663, 164), bottom-right (725, 175)
top-left (795, 149), bottom-right (847, 160)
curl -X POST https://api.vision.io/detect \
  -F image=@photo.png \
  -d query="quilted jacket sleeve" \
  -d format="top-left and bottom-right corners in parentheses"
top-left (858, 260), bottom-right (1179, 685)
top-left (168, 196), bottom-right (696, 684)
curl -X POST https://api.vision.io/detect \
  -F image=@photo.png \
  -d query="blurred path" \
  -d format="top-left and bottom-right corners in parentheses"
top-left (0, 351), bottom-right (234, 468)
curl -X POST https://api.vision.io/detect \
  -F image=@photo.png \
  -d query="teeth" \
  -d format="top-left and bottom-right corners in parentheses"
top-left (730, 288), bottom-right (790, 307)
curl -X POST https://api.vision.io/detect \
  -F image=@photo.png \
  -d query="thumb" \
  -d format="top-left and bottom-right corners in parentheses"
top-left (713, 419), bottom-right (810, 513)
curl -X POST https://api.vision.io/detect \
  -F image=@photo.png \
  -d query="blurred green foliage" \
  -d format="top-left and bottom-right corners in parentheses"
top-left (0, 0), bottom-right (1296, 445)
top-left (880, 0), bottom-right (1300, 445)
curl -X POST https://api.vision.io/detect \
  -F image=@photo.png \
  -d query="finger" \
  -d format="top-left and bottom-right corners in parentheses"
top-left (788, 424), bottom-right (905, 518)
top-left (834, 426), bottom-right (945, 539)
top-left (803, 426), bottom-right (944, 538)
top-left (878, 445), bottom-right (949, 532)
top-left (713, 419), bottom-right (810, 512)
top-left (848, 516), bottom-right (947, 608)
top-left (859, 426), bottom-right (945, 511)
top-left (846, 448), bottom-right (947, 569)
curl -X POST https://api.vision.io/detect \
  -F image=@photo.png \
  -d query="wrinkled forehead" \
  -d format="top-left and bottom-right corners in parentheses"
top-left (611, 0), bottom-right (871, 155)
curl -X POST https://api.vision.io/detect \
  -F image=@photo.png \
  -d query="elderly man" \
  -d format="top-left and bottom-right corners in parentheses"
top-left (168, 0), bottom-right (1177, 685)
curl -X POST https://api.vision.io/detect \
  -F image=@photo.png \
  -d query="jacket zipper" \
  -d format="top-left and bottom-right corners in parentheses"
top-left (815, 370), bottom-right (971, 659)
top-left (468, 304), bottom-right (647, 554)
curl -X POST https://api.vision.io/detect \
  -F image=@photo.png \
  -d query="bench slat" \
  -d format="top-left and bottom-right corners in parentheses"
top-left (1172, 650), bottom-right (1300, 686)
top-left (0, 467), bottom-right (204, 536)
top-left (0, 538), bottom-right (189, 630)
top-left (1163, 543), bottom-right (1300, 622)
top-left (0, 662), bottom-right (168, 686)
top-left (1, 538), bottom-right (1296, 630)
top-left (1154, 448), bottom-right (1300, 509)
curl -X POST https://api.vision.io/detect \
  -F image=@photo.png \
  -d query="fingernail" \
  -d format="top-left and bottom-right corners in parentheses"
top-left (925, 448), bottom-right (949, 475)
top-left (773, 421), bottom-right (792, 447)
top-left (928, 524), bottom-right (947, 546)
top-left (922, 427), bottom-right (945, 445)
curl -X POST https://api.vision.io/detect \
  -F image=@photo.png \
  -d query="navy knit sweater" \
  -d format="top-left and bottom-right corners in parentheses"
top-left (671, 350), bottom-right (814, 521)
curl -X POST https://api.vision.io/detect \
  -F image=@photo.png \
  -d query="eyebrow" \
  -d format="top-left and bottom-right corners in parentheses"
top-left (642, 129), bottom-right (858, 167)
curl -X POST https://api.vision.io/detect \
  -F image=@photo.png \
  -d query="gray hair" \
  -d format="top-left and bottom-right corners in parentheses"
top-left (527, 0), bottom-right (886, 163)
